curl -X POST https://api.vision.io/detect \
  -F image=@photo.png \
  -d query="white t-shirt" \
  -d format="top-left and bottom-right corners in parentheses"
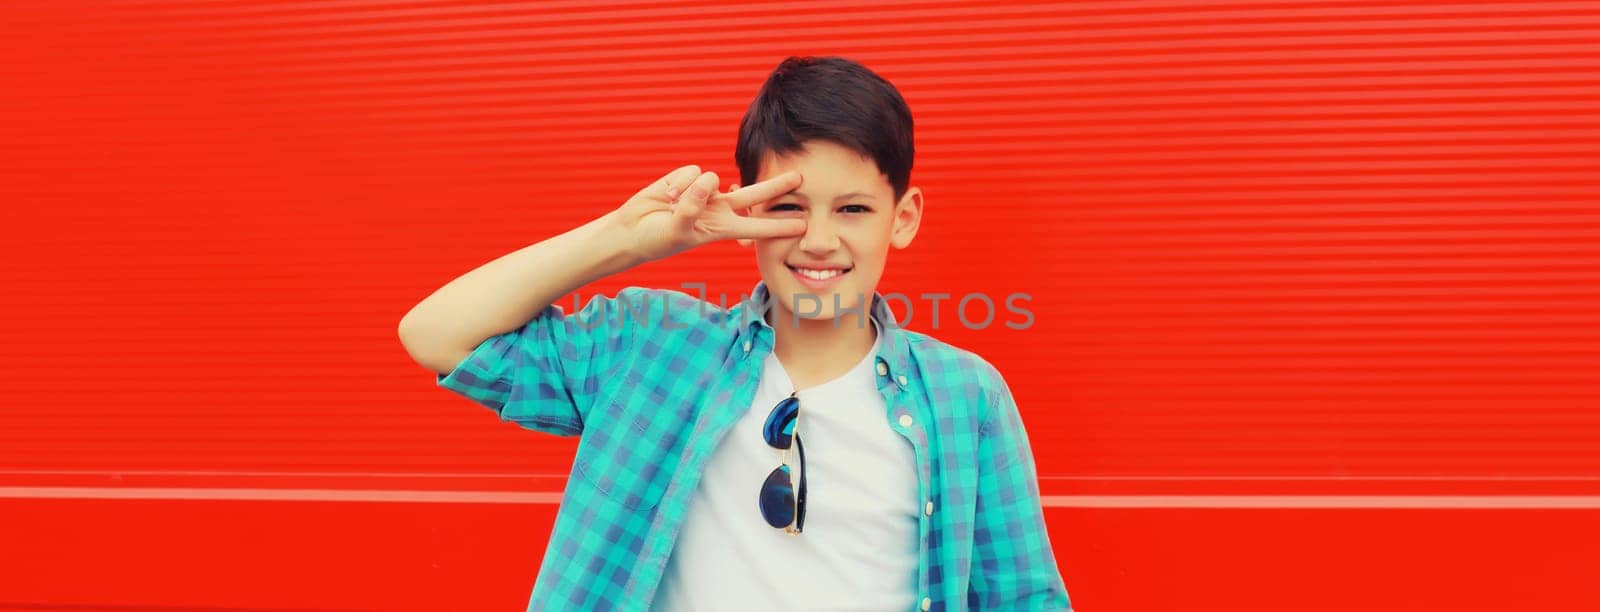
top-left (652, 326), bottom-right (921, 611)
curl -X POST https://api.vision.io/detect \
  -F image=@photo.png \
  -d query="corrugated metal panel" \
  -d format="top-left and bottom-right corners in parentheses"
top-left (3, 1), bottom-right (1599, 610)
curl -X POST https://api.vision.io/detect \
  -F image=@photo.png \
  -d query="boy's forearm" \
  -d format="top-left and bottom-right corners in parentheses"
top-left (397, 210), bottom-right (641, 372)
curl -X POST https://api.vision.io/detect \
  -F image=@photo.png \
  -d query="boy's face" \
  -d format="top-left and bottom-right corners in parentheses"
top-left (740, 139), bottom-right (923, 324)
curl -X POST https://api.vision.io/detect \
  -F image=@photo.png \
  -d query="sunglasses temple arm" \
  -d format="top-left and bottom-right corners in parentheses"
top-left (795, 433), bottom-right (807, 532)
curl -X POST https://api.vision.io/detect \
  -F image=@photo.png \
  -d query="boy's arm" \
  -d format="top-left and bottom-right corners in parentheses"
top-left (396, 207), bottom-right (643, 377)
top-left (398, 166), bottom-right (804, 433)
top-left (968, 378), bottom-right (1074, 611)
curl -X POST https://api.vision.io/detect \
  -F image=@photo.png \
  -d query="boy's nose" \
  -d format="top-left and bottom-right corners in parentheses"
top-left (797, 218), bottom-right (839, 253)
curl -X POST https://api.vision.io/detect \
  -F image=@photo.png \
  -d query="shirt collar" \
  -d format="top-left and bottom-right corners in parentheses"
top-left (734, 279), bottom-right (915, 393)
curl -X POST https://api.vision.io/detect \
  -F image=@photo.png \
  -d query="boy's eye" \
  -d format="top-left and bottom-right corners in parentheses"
top-left (768, 203), bottom-right (871, 213)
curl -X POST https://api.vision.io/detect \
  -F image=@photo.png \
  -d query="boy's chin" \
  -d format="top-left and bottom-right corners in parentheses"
top-left (770, 288), bottom-right (871, 321)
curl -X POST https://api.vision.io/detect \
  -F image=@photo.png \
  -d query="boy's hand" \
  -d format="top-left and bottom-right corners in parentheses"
top-left (613, 165), bottom-right (806, 263)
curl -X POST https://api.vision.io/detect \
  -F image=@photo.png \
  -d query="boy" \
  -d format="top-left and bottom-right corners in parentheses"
top-left (399, 56), bottom-right (1071, 611)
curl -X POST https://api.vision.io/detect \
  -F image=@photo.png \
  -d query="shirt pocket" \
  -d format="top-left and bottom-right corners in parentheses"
top-left (569, 382), bottom-right (690, 511)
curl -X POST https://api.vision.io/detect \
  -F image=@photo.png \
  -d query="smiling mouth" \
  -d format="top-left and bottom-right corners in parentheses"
top-left (787, 265), bottom-right (852, 281)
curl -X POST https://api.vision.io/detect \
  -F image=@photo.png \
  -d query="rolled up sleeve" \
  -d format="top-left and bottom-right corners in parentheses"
top-left (435, 287), bottom-right (651, 437)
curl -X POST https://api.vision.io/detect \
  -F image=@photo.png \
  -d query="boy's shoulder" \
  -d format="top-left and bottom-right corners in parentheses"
top-left (883, 327), bottom-right (1019, 435)
top-left (896, 330), bottom-right (1032, 439)
top-left (896, 327), bottom-right (1010, 396)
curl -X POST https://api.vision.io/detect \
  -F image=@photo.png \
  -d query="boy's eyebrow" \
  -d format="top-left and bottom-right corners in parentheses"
top-left (779, 191), bottom-right (878, 202)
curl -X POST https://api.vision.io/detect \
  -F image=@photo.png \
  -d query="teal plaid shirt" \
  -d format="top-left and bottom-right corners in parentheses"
top-left (436, 280), bottom-right (1072, 611)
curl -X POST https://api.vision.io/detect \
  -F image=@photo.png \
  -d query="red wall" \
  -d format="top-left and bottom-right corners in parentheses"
top-left (4, 1), bottom-right (1599, 610)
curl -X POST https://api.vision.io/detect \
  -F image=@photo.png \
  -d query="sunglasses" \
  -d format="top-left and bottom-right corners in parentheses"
top-left (759, 391), bottom-right (807, 535)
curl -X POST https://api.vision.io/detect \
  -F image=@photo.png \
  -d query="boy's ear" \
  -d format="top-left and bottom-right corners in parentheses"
top-left (890, 186), bottom-right (924, 249)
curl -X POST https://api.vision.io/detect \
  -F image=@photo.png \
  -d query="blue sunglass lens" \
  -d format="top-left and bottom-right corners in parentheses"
top-left (762, 395), bottom-right (800, 449)
top-left (759, 464), bottom-right (795, 528)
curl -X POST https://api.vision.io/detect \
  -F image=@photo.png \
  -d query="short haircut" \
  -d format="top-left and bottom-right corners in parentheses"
top-left (735, 56), bottom-right (915, 202)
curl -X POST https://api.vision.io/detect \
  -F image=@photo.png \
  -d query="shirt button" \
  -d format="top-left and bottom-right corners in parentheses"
top-left (898, 414), bottom-right (913, 428)
top-left (925, 501), bottom-right (934, 516)
top-left (897, 374), bottom-right (909, 386)
top-left (920, 597), bottom-right (932, 611)
top-left (876, 361), bottom-right (888, 376)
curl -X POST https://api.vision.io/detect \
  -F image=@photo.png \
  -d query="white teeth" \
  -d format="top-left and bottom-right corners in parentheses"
top-left (794, 267), bottom-right (843, 281)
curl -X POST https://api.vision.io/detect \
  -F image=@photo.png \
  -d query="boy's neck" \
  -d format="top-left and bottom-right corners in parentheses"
top-left (766, 306), bottom-right (878, 391)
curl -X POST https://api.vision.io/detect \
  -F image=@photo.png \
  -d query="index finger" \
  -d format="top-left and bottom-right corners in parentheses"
top-left (715, 170), bottom-right (802, 211)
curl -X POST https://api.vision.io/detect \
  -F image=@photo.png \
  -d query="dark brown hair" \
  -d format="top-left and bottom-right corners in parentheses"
top-left (735, 56), bottom-right (915, 202)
